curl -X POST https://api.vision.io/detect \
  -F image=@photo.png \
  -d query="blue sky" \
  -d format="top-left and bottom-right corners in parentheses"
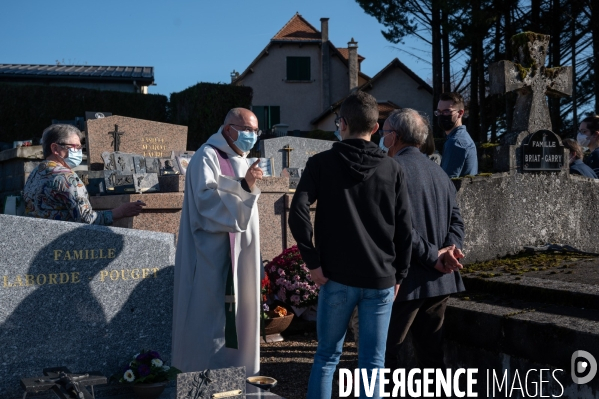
top-left (0, 0), bottom-right (431, 97)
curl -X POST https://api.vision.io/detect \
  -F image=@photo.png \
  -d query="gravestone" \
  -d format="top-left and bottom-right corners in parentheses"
top-left (521, 130), bottom-right (564, 171)
top-left (0, 214), bottom-right (175, 398)
top-left (260, 137), bottom-right (333, 178)
top-left (86, 116), bottom-right (188, 170)
top-left (488, 32), bottom-right (572, 173)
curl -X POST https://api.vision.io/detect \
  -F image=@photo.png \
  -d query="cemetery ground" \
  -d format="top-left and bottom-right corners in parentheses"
top-left (260, 250), bottom-right (599, 399)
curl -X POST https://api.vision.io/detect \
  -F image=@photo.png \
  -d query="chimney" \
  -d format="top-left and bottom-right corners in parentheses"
top-left (320, 18), bottom-right (329, 42)
top-left (230, 69), bottom-right (239, 84)
top-left (348, 38), bottom-right (359, 91)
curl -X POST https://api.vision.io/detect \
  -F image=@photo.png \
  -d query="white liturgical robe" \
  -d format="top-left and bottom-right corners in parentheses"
top-left (172, 129), bottom-right (261, 376)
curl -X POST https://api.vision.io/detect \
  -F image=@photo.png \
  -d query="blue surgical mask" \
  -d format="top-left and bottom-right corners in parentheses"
top-left (65, 148), bottom-right (83, 168)
top-left (230, 127), bottom-right (257, 152)
top-left (379, 135), bottom-right (390, 153)
top-left (334, 130), bottom-right (342, 141)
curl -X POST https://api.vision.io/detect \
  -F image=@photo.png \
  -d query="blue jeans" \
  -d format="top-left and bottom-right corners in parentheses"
top-left (306, 280), bottom-right (395, 399)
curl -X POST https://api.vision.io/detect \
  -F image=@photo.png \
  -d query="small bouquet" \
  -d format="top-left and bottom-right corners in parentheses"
top-left (265, 245), bottom-right (319, 308)
top-left (117, 349), bottom-right (181, 384)
top-left (261, 274), bottom-right (273, 320)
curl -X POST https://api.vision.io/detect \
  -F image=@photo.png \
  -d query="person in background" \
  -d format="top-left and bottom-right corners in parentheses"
top-left (563, 138), bottom-right (597, 179)
top-left (579, 115), bottom-right (599, 176)
top-left (380, 109), bottom-right (465, 379)
top-left (437, 92), bottom-right (478, 177)
top-left (23, 124), bottom-right (145, 224)
top-left (419, 127), bottom-right (442, 165)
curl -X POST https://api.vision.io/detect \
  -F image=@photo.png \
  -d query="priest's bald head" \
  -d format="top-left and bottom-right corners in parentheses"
top-left (222, 108), bottom-right (260, 155)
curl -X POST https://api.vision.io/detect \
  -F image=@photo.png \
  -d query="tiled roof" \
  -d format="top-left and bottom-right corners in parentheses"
top-left (272, 13), bottom-right (321, 41)
top-left (0, 64), bottom-right (154, 82)
top-left (336, 48), bottom-right (365, 63)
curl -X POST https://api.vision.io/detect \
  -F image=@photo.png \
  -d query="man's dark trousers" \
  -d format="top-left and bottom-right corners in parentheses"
top-left (385, 294), bottom-right (450, 370)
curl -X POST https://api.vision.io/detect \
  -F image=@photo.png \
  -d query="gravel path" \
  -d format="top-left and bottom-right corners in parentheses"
top-left (260, 331), bottom-right (358, 399)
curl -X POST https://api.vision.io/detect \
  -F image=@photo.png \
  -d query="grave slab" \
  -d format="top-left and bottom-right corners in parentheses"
top-left (0, 214), bottom-right (175, 398)
top-left (260, 137), bottom-right (333, 177)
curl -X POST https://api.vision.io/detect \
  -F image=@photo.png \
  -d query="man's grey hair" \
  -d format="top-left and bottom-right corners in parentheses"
top-left (41, 124), bottom-right (82, 158)
top-left (386, 109), bottom-right (430, 147)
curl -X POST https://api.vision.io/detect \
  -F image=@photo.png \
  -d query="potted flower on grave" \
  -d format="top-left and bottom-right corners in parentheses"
top-left (261, 273), bottom-right (294, 336)
top-left (265, 245), bottom-right (319, 320)
top-left (116, 349), bottom-right (181, 399)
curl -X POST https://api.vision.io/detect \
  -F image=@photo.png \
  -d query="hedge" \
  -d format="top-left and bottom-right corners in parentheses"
top-left (170, 82), bottom-right (253, 150)
top-left (0, 84), bottom-right (168, 144)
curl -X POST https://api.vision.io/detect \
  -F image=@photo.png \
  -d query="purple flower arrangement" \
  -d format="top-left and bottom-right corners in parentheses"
top-left (266, 245), bottom-right (319, 308)
top-left (117, 349), bottom-right (181, 384)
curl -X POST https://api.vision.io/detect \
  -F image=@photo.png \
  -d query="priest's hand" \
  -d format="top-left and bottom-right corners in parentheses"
top-left (309, 267), bottom-right (328, 286)
top-left (245, 160), bottom-right (263, 190)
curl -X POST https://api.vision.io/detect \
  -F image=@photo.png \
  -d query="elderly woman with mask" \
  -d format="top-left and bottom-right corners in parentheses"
top-left (23, 124), bottom-right (145, 224)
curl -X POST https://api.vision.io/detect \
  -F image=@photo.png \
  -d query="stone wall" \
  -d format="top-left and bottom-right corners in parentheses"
top-left (456, 171), bottom-right (599, 263)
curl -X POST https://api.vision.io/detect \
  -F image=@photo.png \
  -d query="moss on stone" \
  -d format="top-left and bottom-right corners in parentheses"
top-left (481, 143), bottom-right (500, 148)
top-left (465, 252), bottom-right (596, 277)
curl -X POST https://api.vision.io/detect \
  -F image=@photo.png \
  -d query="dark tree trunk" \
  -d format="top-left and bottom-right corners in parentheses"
top-left (571, 0), bottom-right (578, 134)
top-left (442, 9), bottom-right (452, 92)
top-left (530, 0), bottom-right (542, 31)
top-left (504, 3), bottom-right (515, 133)
top-left (432, 0), bottom-right (444, 137)
top-left (592, 1), bottom-right (599, 114)
top-left (548, 0), bottom-right (562, 134)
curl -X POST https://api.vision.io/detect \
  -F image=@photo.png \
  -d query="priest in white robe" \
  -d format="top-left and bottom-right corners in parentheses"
top-left (172, 108), bottom-right (263, 376)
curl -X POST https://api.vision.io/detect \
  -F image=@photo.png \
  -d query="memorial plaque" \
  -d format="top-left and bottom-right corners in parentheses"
top-left (146, 157), bottom-right (162, 174)
top-left (113, 152), bottom-right (135, 174)
top-left (522, 130), bottom-right (564, 171)
top-left (86, 116), bottom-right (187, 170)
top-left (134, 173), bottom-right (160, 193)
top-left (105, 170), bottom-right (136, 194)
top-left (101, 152), bottom-right (116, 170)
top-left (161, 158), bottom-right (181, 175)
top-left (133, 155), bottom-right (147, 174)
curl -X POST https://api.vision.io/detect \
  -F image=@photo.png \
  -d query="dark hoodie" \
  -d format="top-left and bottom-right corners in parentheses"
top-left (288, 139), bottom-right (412, 289)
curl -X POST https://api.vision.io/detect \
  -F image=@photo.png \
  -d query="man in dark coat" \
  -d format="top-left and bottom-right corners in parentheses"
top-left (289, 92), bottom-right (412, 399)
top-left (379, 108), bottom-right (465, 371)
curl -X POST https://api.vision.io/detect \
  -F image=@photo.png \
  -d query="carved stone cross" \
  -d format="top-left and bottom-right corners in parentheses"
top-left (282, 144), bottom-right (293, 168)
top-left (108, 124), bottom-right (124, 152)
top-left (489, 32), bottom-right (572, 140)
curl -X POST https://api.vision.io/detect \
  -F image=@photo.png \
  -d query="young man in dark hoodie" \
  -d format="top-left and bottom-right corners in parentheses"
top-left (289, 91), bottom-right (412, 399)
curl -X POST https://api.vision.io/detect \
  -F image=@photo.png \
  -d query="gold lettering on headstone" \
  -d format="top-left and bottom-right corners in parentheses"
top-left (100, 271), bottom-right (108, 282)
top-left (36, 275), bottom-right (46, 285)
top-left (110, 270), bottom-right (119, 281)
top-left (48, 274), bottom-right (58, 284)
top-left (131, 269), bottom-right (140, 279)
top-left (54, 250), bottom-right (63, 261)
top-left (108, 249), bottom-right (116, 258)
top-left (73, 250), bottom-right (84, 260)
top-left (26, 275), bottom-right (35, 286)
top-left (64, 251), bottom-right (71, 260)
top-left (142, 268), bottom-right (150, 278)
top-left (52, 248), bottom-right (116, 261)
top-left (71, 272), bottom-right (80, 284)
top-left (121, 270), bottom-right (128, 280)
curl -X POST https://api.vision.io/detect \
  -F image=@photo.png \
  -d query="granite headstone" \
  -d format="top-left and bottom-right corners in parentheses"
top-left (86, 116), bottom-right (187, 170)
top-left (260, 137), bottom-right (333, 177)
top-left (0, 214), bottom-right (175, 398)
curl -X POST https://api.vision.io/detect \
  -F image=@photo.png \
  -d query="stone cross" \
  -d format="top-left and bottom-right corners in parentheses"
top-left (489, 32), bottom-right (572, 139)
top-left (108, 124), bottom-right (124, 152)
top-left (282, 144), bottom-right (293, 168)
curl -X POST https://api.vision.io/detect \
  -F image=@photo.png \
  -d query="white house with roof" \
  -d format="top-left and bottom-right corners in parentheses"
top-left (232, 13), bottom-right (434, 133)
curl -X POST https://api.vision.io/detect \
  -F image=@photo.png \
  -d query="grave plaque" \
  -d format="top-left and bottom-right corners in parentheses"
top-left (134, 172), bottom-right (160, 193)
top-left (86, 116), bottom-right (187, 170)
top-left (522, 130), bottom-right (564, 171)
top-left (0, 214), bottom-right (175, 398)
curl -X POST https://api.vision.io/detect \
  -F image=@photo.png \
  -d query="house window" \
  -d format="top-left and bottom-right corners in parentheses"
top-left (252, 106), bottom-right (280, 132)
top-left (286, 57), bottom-right (310, 81)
